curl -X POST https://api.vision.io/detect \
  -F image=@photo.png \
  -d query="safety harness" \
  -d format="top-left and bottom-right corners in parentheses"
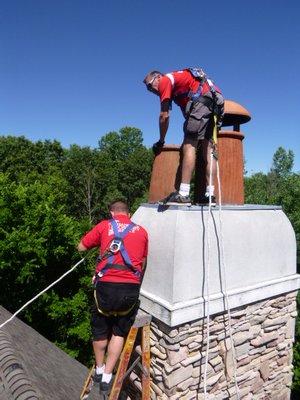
top-left (166, 67), bottom-right (222, 146)
top-left (93, 219), bottom-right (141, 317)
top-left (167, 67), bottom-right (220, 111)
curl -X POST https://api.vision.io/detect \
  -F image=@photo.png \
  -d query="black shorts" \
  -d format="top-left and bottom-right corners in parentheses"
top-left (183, 92), bottom-right (224, 147)
top-left (91, 282), bottom-right (140, 340)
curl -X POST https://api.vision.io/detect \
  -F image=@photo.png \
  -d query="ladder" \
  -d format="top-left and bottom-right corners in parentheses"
top-left (80, 311), bottom-right (152, 400)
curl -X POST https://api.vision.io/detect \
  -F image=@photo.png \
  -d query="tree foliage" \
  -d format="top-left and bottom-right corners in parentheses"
top-left (0, 128), bottom-right (152, 364)
top-left (270, 146), bottom-right (294, 177)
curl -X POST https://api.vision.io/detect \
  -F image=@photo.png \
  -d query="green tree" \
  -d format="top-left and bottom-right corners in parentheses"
top-left (270, 146), bottom-right (294, 177)
top-left (0, 136), bottom-right (65, 178)
top-left (0, 128), bottom-right (153, 364)
top-left (0, 171), bottom-right (94, 360)
top-left (62, 145), bottom-right (107, 223)
top-left (245, 147), bottom-right (300, 396)
top-left (98, 126), bottom-right (153, 212)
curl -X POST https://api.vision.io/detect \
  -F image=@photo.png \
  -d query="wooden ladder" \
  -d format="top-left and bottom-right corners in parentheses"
top-left (80, 311), bottom-right (152, 400)
top-left (109, 311), bottom-right (152, 400)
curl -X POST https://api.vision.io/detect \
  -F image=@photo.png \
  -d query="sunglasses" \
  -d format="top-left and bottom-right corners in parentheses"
top-left (146, 75), bottom-right (159, 92)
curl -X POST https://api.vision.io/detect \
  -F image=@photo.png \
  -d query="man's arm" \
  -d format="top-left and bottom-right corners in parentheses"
top-left (159, 99), bottom-right (170, 142)
top-left (77, 221), bottom-right (104, 252)
top-left (77, 240), bottom-right (88, 252)
top-left (152, 98), bottom-right (171, 155)
top-left (159, 111), bottom-right (169, 142)
top-left (142, 257), bottom-right (147, 272)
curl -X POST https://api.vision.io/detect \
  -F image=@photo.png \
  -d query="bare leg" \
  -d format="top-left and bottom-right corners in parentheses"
top-left (104, 335), bottom-right (124, 374)
top-left (181, 143), bottom-right (197, 184)
top-left (202, 139), bottom-right (216, 187)
top-left (93, 339), bottom-right (108, 367)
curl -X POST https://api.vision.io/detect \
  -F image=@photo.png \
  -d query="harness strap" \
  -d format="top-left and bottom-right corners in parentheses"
top-left (107, 219), bottom-right (134, 266)
top-left (93, 290), bottom-right (136, 317)
top-left (103, 263), bottom-right (133, 271)
top-left (97, 219), bottom-right (142, 281)
top-left (191, 95), bottom-right (214, 108)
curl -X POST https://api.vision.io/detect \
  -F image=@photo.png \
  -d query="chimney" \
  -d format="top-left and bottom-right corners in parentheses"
top-left (148, 99), bottom-right (251, 205)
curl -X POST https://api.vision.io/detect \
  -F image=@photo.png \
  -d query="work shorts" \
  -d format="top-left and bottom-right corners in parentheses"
top-left (183, 91), bottom-right (224, 147)
top-left (91, 281), bottom-right (140, 340)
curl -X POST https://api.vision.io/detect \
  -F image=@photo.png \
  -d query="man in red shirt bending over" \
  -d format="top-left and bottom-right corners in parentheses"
top-left (77, 200), bottom-right (148, 396)
top-left (143, 67), bottom-right (224, 205)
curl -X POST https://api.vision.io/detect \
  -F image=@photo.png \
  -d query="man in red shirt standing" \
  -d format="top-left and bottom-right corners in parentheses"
top-left (77, 200), bottom-right (148, 395)
top-left (143, 67), bottom-right (224, 205)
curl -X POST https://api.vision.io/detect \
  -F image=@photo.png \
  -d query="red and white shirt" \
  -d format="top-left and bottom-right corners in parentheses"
top-left (81, 215), bottom-right (148, 284)
top-left (158, 69), bottom-right (219, 111)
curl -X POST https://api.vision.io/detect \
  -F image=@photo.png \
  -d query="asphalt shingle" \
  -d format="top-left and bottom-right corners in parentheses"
top-left (0, 306), bottom-right (99, 400)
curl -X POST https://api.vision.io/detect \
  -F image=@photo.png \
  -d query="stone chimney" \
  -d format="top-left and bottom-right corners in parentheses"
top-left (129, 100), bottom-right (300, 399)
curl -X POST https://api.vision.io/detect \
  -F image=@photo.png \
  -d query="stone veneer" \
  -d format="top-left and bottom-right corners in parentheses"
top-left (127, 291), bottom-right (297, 400)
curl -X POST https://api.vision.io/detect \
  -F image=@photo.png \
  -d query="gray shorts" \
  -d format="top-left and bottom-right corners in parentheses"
top-left (183, 92), bottom-right (224, 147)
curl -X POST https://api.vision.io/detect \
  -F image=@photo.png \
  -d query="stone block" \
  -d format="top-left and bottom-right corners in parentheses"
top-left (259, 361), bottom-right (270, 380)
top-left (177, 377), bottom-right (197, 392)
top-left (188, 341), bottom-right (201, 351)
top-left (151, 345), bottom-right (167, 360)
top-left (206, 371), bottom-right (223, 387)
top-left (286, 318), bottom-right (295, 339)
top-left (164, 364), bottom-right (193, 389)
top-left (181, 352), bottom-right (202, 367)
top-left (251, 332), bottom-right (278, 347)
top-left (181, 335), bottom-right (202, 346)
top-left (164, 362), bottom-right (181, 375)
top-left (160, 340), bottom-right (180, 352)
top-left (166, 346), bottom-right (188, 366)
top-left (209, 355), bottom-right (222, 367)
top-left (235, 342), bottom-right (250, 358)
top-left (249, 324), bottom-right (261, 338)
top-left (277, 355), bottom-right (288, 367)
top-left (262, 315), bottom-right (288, 328)
top-left (233, 331), bottom-right (250, 346)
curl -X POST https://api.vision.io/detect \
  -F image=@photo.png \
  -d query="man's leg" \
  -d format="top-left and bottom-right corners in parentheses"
top-left (104, 334), bottom-right (125, 374)
top-left (93, 339), bottom-right (108, 368)
top-left (181, 143), bottom-right (197, 184)
top-left (91, 303), bottom-right (110, 380)
top-left (202, 139), bottom-right (216, 195)
top-left (159, 142), bottom-right (195, 204)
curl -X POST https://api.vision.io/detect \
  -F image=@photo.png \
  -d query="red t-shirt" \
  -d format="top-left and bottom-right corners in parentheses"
top-left (158, 69), bottom-right (215, 110)
top-left (81, 215), bottom-right (148, 284)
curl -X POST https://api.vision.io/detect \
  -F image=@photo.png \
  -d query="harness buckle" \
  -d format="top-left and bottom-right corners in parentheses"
top-left (109, 238), bottom-right (122, 253)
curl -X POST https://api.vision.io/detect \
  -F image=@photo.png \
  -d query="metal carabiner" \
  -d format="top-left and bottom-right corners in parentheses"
top-left (109, 238), bottom-right (122, 254)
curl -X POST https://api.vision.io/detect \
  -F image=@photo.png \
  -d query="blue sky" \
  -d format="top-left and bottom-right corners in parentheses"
top-left (1, 0), bottom-right (299, 174)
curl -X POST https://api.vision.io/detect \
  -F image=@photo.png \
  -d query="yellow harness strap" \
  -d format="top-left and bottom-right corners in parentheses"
top-left (93, 290), bottom-right (136, 317)
top-left (213, 114), bottom-right (218, 145)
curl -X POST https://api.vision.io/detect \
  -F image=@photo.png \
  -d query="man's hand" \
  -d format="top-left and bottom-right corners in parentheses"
top-left (152, 140), bottom-right (165, 156)
top-left (77, 241), bottom-right (87, 252)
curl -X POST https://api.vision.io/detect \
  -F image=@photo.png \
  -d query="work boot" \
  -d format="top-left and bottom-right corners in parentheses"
top-left (99, 380), bottom-right (112, 399)
top-left (197, 195), bottom-right (216, 206)
top-left (93, 371), bottom-right (102, 383)
top-left (159, 191), bottom-right (191, 206)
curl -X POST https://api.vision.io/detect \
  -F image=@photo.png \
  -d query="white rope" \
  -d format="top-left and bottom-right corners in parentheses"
top-left (0, 257), bottom-right (86, 330)
top-left (216, 159), bottom-right (240, 399)
top-left (203, 149), bottom-right (214, 398)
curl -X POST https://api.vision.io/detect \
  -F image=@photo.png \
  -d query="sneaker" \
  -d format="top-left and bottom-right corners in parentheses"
top-left (197, 195), bottom-right (216, 206)
top-left (93, 372), bottom-right (102, 383)
top-left (159, 191), bottom-right (191, 206)
top-left (99, 380), bottom-right (112, 398)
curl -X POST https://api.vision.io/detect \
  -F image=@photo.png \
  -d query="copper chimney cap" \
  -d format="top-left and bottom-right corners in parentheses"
top-left (222, 99), bottom-right (251, 127)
